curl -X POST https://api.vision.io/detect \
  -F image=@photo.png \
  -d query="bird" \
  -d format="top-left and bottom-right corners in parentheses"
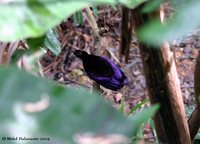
top-left (73, 50), bottom-right (127, 91)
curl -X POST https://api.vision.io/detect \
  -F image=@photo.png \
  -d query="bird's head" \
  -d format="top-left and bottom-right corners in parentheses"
top-left (73, 50), bottom-right (89, 59)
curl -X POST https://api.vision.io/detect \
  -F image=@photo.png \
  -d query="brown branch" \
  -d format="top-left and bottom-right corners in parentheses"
top-left (0, 41), bottom-right (19, 65)
top-left (188, 50), bottom-right (200, 141)
top-left (131, 4), bottom-right (191, 143)
top-left (120, 7), bottom-right (132, 63)
top-left (194, 50), bottom-right (200, 107)
top-left (120, 6), bottom-right (129, 56)
top-left (85, 7), bottom-right (101, 93)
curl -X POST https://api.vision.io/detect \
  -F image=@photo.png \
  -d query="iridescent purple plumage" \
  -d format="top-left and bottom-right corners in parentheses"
top-left (74, 50), bottom-right (127, 91)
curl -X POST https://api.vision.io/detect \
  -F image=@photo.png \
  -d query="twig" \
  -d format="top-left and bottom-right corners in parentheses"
top-left (85, 7), bottom-right (100, 39)
top-left (85, 6), bottom-right (101, 93)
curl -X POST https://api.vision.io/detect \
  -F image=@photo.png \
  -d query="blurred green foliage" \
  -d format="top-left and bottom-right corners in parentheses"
top-left (139, 0), bottom-right (200, 46)
top-left (0, 67), bottom-right (159, 143)
top-left (0, 0), bottom-right (146, 42)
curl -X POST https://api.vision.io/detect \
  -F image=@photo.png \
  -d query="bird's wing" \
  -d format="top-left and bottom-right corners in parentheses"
top-left (85, 55), bottom-right (127, 81)
top-left (100, 56), bottom-right (127, 82)
top-left (83, 55), bottom-right (127, 90)
top-left (83, 55), bottom-right (115, 77)
top-left (86, 72), bottom-right (124, 90)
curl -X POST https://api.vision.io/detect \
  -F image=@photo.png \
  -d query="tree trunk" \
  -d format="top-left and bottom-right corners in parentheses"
top-left (120, 7), bottom-right (133, 63)
top-left (188, 50), bottom-right (200, 141)
top-left (131, 5), bottom-right (191, 144)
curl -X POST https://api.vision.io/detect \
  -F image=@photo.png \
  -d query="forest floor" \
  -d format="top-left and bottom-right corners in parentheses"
top-left (40, 6), bottom-right (199, 143)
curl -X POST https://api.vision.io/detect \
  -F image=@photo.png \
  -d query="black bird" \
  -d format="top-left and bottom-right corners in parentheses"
top-left (73, 50), bottom-right (127, 91)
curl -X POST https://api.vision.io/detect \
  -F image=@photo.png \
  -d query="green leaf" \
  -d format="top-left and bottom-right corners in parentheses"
top-left (0, 66), bottom-right (158, 144)
top-left (44, 29), bottom-right (61, 56)
top-left (136, 123), bottom-right (145, 139)
top-left (92, 6), bottom-right (99, 17)
top-left (26, 29), bottom-right (61, 56)
top-left (0, 0), bottom-right (148, 42)
top-left (142, 0), bottom-right (163, 13)
top-left (0, 0), bottom-right (90, 42)
top-left (119, 95), bottom-right (125, 114)
top-left (26, 35), bottom-right (46, 50)
top-left (120, 0), bottom-right (148, 8)
top-left (11, 49), bottom-right (27, 64)
top-left (128, 99), bottom-right (149, 116)
top-left (73, 11), bottom-right (83, 25)
top-left (129, 104), bottom-right (160, 135)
